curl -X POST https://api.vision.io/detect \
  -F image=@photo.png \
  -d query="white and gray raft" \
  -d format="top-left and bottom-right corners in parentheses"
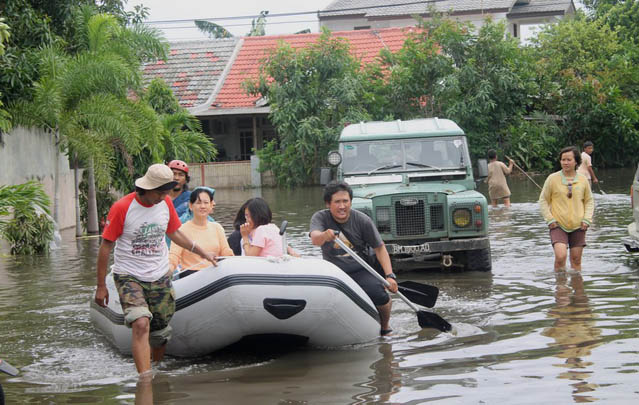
top-left (90, 256), bottom-right (381, 357)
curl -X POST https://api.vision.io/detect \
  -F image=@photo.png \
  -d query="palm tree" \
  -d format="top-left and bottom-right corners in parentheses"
top-left (12, 9), bottom-right (168, 234)
top-left (195, 10), bottom-right (269, 38)
top-left (0, 17), bottom-right (11, 132)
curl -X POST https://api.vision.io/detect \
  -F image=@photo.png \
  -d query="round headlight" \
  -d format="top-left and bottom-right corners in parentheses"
top-left (452, 208), bottom-right (472, 228)
top-left (327, 151), bottom-right (342, 166)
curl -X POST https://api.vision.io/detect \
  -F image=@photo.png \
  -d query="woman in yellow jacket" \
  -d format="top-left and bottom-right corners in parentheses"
top-left (539, 146), bottom-right (594, 271)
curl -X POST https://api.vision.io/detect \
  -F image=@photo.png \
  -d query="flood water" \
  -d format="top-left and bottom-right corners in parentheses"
top-left (1, 168), bottom-right (638, 404)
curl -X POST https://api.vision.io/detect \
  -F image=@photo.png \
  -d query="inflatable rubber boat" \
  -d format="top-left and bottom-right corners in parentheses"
top-left (90, 256), bottom-right (381, 357)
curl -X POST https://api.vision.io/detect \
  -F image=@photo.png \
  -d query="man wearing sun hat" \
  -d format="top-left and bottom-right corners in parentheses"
top-left (94, 163), bottom-right (217, 375)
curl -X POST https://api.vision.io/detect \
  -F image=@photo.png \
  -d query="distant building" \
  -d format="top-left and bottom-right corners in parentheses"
top-left (319, 0), bottom-right (576, 44)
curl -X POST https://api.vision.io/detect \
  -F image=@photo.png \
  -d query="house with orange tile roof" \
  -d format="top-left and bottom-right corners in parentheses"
top-left (143, 26), bottom-right (413, 164)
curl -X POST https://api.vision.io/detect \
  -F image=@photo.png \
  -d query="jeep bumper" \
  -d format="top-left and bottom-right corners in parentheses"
top-left (386, 237), bottom-right (490, 256)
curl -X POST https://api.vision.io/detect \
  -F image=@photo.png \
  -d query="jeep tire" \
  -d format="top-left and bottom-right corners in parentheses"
top-left (465, 248), bottom-right (492, 272)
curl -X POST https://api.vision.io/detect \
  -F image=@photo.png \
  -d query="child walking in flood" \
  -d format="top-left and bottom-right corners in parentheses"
top-left (485, 149), bottom-right (515, 207)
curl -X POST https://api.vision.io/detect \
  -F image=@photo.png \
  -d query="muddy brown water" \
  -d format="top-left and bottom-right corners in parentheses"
top-left (0, 168), bottom-right (638, 404)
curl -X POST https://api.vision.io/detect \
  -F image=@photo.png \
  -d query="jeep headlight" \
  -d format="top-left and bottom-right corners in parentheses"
top-left (327, 151), bottom-right (342, 166)
top-left (376, 207), bottom-right (391, 233)
top-left (452, 208), bottom-right (472, 228)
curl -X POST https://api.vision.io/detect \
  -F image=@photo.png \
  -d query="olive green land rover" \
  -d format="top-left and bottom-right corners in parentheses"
top-left (328, 118), bottom-right (491, 272)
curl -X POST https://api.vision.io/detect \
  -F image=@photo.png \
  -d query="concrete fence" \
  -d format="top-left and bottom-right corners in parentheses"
top-left (188, 157), bottom-right (275, 189)
top-left (0, 127), bottom-right (76, 230)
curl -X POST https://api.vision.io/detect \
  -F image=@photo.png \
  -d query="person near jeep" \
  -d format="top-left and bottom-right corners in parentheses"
top-left (94, 164), bottom-right (217, 375)
top-left (577, 141), bottom-right (599, 186)
top-left (485, 149), bottom-right (514, 207)
top-left (539, 146), bottom-right (594, 271)
top-left (310, 181), bottom-right (398, 336)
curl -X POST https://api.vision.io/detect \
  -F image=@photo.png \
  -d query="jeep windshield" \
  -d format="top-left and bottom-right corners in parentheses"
top-left (341, 137), bottom-right (468, 175)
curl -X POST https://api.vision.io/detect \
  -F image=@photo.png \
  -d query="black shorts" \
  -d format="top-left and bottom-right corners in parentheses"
top-left (347, 266), bottom-right (390, 306)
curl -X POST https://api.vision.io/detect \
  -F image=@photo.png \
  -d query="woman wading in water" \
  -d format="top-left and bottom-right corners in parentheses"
top-left (539, 146), bottom-right (594, 271)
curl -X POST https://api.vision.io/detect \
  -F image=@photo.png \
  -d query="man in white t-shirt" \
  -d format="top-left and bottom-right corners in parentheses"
top-left (94, 164), bottom-right (217, 375)
top-left (577, 141), bottom-right (599, 186)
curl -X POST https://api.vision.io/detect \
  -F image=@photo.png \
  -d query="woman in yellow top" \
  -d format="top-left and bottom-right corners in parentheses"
top-left (169, 187), bottom-right (233, 277)
top-left (539, 146), bottom-right (594, 271)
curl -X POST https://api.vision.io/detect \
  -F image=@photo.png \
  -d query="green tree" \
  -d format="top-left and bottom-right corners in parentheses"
top-left (0, 0), bottom-right (148, 109)
top-left (106, 78), bottom-right (218, 193)
top-left (383, 16), bottom-right (536, 159)
top-left (245, 29), bottom-right (373, 186)
top-left (594, 0), bottom-right (639, 45)
top-left (248, 11), bottom-right (268, 36)
top-left (530, 14), bottom-right (639, 167)
top-left (194, 20), bottom-right (233, 38)
top-left (11, 11), bottom-right (168, 232)
top-left (195, 10), bottom-right (269, 38)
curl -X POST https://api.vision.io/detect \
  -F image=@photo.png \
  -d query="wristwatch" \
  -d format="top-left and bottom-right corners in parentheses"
top-left (385, 273), bottom-right (397, 280)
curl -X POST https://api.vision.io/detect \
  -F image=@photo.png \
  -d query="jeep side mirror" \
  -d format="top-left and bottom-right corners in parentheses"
top-left (476, 159), bottom-right (488, 179)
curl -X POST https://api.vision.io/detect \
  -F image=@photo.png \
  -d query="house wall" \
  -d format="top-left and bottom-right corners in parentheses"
top-left (0, 127), bottom-right (77, 230)
top-left (322, 17), bottom-right (376, 32)
top-left (188, 161), bottom-right (275, 189)
top-left (509, 15), bottom-right (562, 44)
top-left (321, 11), bottom-right (516, 35)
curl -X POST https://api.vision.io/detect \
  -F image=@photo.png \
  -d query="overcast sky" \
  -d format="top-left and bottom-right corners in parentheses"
top-left (126, 0), bottom-right (336, 41)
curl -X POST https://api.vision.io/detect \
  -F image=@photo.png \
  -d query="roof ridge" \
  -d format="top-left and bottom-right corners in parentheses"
top-left (190, 38), bottom-right (245, 115)
top-left (240, 26), bottom-right (412, 42)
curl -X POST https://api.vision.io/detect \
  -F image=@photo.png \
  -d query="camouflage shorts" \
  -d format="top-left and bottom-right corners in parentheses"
top-left (113, 273), bottom-right (175, 334)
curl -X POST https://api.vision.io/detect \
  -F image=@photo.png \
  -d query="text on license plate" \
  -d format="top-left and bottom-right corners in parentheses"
top-left (392, 243), bottom-right (430, 254)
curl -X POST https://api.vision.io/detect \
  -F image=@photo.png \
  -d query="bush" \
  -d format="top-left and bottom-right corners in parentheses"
top-left (503, 118), bottom-right (564, 172)
top-left (0, 181), bottom-right (54, 255)
top-left (2, 205), bottom-right (54, 255)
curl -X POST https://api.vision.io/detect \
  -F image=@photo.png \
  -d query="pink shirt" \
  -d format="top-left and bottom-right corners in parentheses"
top-left (249, 223), bottom-right (283, 257)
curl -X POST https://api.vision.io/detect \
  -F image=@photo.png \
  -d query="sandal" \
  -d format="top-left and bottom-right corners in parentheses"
top-left (380, 328), bottom-right (393, 336)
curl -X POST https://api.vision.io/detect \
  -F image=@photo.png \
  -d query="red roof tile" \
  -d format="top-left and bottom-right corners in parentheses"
top-left (141, 38), bottom-right (239, 109)
top-left (212, 26), bottom-right (414, 110)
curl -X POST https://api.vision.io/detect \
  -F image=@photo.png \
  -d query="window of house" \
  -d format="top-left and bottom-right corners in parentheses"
top-left (200, 119), bottom-right (210, 135)
top-left (239, 131), bottom-right (253, 160)
top-left (212, 118), bottom-right (229, 134)
top-left (354, 26), bottom-right (371, 30)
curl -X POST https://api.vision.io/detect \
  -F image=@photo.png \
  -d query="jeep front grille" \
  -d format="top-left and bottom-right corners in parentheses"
top-left (430, 205), bottom-right (445, 231)
top-left (357, 207), bottom-right (372, 218)
top-left (394, 200), bottom-right (425, 236)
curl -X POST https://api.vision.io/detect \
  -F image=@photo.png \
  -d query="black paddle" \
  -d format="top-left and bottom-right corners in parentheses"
top-left (332, 233), bottom-right (452, 332)
top-left (397, 280), bottom-right (439, 308)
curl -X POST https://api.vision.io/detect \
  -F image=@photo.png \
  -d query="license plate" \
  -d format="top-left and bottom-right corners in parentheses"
top-left (392, 243), bottom-right (430, 254)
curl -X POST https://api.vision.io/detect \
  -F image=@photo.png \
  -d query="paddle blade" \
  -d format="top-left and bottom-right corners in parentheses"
top-left (398, 281), bottom-right (439, 308)
top-left (0, 359), bottom-right (19, 376)
top-left (417, 311), bottom-right (452, 332)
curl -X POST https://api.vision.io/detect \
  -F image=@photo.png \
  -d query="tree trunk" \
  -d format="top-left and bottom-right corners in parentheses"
top-left (74, 155), bottom-right (82, 237)
top-left (87, 161), bottom-right (99, 234)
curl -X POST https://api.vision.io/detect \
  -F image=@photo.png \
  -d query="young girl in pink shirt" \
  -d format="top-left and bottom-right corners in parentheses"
top-left (240, 198), bottom-right (298, 257)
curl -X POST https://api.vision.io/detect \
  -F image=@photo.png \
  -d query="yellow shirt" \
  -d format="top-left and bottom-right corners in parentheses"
top-left (169, 221), bottom-right (233, 271)
top-left (539, 171), bottom-right (594, 232)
